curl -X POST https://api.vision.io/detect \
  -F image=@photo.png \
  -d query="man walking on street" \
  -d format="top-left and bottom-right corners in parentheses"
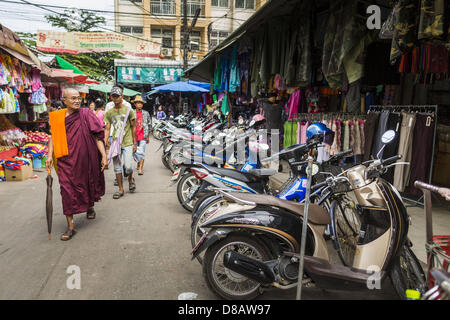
top-left (133, 95), bottom-right (151, 175)
top-left (105, 86), bottom-right (137, 199)
top-left (46, 88), bottom-right (107, 241)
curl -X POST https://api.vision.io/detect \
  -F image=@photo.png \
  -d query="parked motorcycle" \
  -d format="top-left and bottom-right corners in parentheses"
top-left (192, 130), bottom-right (427, 300)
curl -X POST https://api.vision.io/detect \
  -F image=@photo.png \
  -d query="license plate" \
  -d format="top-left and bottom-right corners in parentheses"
top-left (192, 233), bottom-right (208, 255)
top-left (171, 168), bottom-right (181, 181)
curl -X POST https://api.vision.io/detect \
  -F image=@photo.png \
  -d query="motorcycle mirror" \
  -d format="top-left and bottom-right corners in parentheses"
top-left (381, 130), bottom-right (396, 144)
top-left (377, 130), bottom-right (396, 159)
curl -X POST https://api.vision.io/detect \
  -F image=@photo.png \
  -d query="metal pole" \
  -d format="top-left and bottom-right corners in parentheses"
top-left (296, 156), bottom-right (313, 300)
top-left (182, 0), bottom-right (188, 72)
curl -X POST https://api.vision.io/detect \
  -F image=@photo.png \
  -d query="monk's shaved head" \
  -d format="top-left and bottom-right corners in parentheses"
top-left (63, 88), bottom-right (82, 113)
top-left (63, 88), bottom-right (80, 98)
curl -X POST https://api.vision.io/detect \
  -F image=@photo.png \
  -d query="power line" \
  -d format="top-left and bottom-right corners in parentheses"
top-left (0, 0), bottom-right (250, 21)
top-left (17, 0), bottom-right (164, 46)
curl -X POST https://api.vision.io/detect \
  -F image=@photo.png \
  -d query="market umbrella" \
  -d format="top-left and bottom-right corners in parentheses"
top-left (46, 168), bottom-right (53, 240)
top-left (88, 83), bottom-right (140, 97)
top-left (151, 81), bottom-right (209, 93)
top-left (187, 80), bottom-right (210, 91)
top-left (55, 56), bottom-right (85, 75)
top-left (47, 68), bottom-right (88, 84)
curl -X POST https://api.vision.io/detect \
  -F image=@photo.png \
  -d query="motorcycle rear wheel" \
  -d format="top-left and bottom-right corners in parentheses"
top-left (203, 234), bottom-right (271, 300)
top-left (390, 245), bottom-right (427, 300)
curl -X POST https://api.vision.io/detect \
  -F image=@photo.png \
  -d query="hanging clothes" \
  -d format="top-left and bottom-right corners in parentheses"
top-left (229, 46), bottom-right (241, 93)
top-left (286, 89), bottom-right (301, 120)
top-left (408, 113), bottom-right (435, 196)
top-left (394, 112), bottom-right (416, 192)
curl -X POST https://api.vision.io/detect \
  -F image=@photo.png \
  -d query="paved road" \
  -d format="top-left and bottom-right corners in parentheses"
top-left (0, 139), bottom-right (399, 300)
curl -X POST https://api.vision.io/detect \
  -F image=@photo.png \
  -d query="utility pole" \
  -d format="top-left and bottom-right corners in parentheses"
top-left (182, 0), bottom-right (188, 72)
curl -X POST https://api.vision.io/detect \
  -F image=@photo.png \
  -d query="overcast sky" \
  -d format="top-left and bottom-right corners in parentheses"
top-left (1, 0), bottom-right (115, 33)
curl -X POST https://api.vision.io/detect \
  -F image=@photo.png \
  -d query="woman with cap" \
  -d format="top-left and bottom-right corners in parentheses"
top-left (133, 95), bottom-right (151, 175)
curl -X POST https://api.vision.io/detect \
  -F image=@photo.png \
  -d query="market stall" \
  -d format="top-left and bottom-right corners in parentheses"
top-left (185, 0), bottom-right (450, 191)
top-left (0, 24), bottom-right (51, 182)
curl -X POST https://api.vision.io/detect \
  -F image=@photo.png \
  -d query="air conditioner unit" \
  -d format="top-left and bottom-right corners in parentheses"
top-left (161, 48), bottom-right (173, 57)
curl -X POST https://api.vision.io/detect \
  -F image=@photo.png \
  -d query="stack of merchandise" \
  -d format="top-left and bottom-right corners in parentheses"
top-left (23, 131), bottom-right (50, 144)
top-left (0, 115), bottom-right (26, 150)
top-left (19, 143), bottom-right (48, 169)
top-left (0, 156), bottom-right (32, 182)
top-left (0, 128), bottom-right (26, 146)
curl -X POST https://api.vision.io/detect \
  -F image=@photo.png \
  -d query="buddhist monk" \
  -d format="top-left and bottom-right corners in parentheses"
top-left (46, 88), bottom-right (108, 241)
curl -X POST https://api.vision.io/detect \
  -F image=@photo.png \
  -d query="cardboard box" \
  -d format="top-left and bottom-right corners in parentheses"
top-left (5, 164), bottom-right (33, 182)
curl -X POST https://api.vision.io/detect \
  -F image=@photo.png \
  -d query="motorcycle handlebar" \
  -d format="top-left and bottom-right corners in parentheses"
top-left (430, 269), bottom-right (450, 291)
top-left (312, 181), bottom-right (327, 190)
top-left (332, 149), bottom-right (353, 160)
top-left (414, 181), bottom-right (440, 193)
top-left (381, 155), bottom-right (402, 166)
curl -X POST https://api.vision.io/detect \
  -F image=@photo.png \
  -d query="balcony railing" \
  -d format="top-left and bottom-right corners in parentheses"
top-left (180, 0), bottom-right (205, 17)
top-left (150, 1), bottom-right (176, 16)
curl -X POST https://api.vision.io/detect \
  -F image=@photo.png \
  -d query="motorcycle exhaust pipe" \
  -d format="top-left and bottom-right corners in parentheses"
top-left (223, 251), bottom-right (275, 285)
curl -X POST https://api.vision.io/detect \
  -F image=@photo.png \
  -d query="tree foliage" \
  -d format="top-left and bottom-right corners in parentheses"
top-left (45, 9), bottom-right (107, 33)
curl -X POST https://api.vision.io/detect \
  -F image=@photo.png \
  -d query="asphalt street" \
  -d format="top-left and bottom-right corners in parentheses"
top-left (0, 138), bottom-right (402, 300)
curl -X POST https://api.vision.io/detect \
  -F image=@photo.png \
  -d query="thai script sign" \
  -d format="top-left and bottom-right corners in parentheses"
top-left (37, 30), bottom-right (161, 58)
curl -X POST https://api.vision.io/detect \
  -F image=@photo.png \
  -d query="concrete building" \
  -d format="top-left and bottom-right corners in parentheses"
top-left (114, 0), bottom-right (266, 61)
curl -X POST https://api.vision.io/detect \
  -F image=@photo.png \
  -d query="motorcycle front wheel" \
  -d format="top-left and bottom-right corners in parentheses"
top-left (203, 234), bottom-right (271, 300)
top-left (177, 173), bottom-right (201, 212)
top-left (191, 195), bottom-right (227, 264)
top-left (390, 245), bottom-right (427, 299)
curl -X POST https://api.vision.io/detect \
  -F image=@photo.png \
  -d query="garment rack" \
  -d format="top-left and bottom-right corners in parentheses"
top-left (368, 105), bottom-right (439, 208)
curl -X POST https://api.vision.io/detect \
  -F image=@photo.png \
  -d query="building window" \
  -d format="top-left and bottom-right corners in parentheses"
top-left (151, 27), bottom-right (174, 48)
top-left (209, 30), bottom-right (229, 49)
top-left (150, 0), bottom-right (176, 16)
top-left (212, 0), bottom-right (229, 7)
top-left (180, 0), bottom-right (205, 17)
top-left (181, 30), bottom-right (202, 51)
top-left (120, 26), bottom-right (144, 35)
top-left (235, 0), bottom-right (254, 9)
top-left (190, 30), bottom-right (201, 51)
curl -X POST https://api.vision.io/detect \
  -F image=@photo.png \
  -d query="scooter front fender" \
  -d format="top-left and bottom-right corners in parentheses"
top-left (192, 194), bottom-right (224, 224)
top-left (191, 228), bottom-right (232, 260)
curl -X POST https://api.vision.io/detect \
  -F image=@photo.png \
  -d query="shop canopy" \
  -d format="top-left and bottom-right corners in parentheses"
top-left (88, 83), bottom-right (140, 97)
top-left (151, 81), bottom-right (209, 93)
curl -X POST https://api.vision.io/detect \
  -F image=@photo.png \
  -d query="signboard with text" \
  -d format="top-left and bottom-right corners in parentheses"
top-left (37, 30), bottom-right (161, 58)
top-left (117, 66), bottom-right (183, 84)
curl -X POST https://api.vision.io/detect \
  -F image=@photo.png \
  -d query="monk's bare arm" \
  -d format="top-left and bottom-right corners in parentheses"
top-left (96, 139), bottom-right (108, 171)
top-left (46, 137), bottom-right (53, 171)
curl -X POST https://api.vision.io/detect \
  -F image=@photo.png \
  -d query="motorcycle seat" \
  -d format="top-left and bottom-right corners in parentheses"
top-left (202, 165), bottom-right (262, 183)
top-left (185, 134), bottom-right (203, 142)
top-left (221, 192), bottom-right (331, 225)
top-left (248, 169), bottom-right (278, 177)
